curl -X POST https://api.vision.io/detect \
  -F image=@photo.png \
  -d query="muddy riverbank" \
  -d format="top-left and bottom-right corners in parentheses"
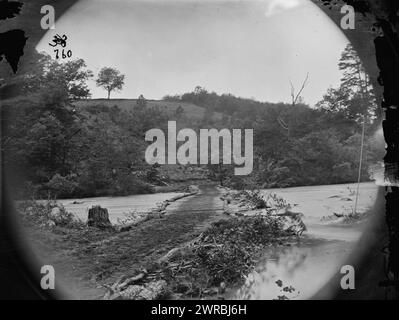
top-left (230, 182), bottom-right (378, 300)
top-left (17, 182), bottom-right (379, 299)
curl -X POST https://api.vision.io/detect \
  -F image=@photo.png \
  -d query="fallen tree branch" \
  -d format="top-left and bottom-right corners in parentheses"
top-left (118, 270), bottom-right (147, 291)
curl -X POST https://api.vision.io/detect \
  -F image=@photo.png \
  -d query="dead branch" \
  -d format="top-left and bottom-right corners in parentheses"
top-left (277, 116), bottom-right (289, 130)
top-left (291, 73), bottom-right (309, 106)
top-left (118, 270), bottom-right (147, 290)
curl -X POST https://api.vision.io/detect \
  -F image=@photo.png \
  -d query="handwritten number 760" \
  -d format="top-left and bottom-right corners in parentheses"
top-left (54, 49), bottom-right (72, 59)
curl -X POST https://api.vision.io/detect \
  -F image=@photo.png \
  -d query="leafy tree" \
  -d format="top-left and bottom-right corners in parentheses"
top-left (339, 44), bottom-right (376, 118)
top-left (96, 67), bottom-right (125, 99)
top-left (51, 58), bottom-right (94, 100)
top-left (21, 52), bottom-right (93, 100)
top-left (339, 43), bottom-right (371, 95)
top-left (317, 44), bottom-right (377, 123)
top-left (316, 87), bottom-right (350, 113)
top-left (4, 47), bottom-right (384, 199)
top-left (2, 89), bottom-right (83, 185)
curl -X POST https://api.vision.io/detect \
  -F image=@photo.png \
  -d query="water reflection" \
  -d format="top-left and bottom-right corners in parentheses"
top-left (235, 239), bottom-right (354, 300)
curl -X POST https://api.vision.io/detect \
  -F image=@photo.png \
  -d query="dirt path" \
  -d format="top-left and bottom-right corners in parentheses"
top-left (23, 184), bottom-right (226, 299)
top-left (89, 184), bottom-right (225, 276)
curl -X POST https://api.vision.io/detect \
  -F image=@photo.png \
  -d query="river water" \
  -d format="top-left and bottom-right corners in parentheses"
top-left (233, 182), bottom-right (378, 300)
top-left (55, 192), bottom-right (184, 224)
top-left (52, 182), bottom-right (378, 299)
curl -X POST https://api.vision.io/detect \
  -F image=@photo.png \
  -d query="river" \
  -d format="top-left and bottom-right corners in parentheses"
top-left (55, 192), bottom-right (185, 224)
top-left (53, 182), bottom-right (378, 299)
top-left (233, 182), bottom-right (378, 300)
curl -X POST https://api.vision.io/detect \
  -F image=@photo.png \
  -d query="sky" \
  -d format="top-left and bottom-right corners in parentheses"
top-left (37, 0), bottom-right (349, 106)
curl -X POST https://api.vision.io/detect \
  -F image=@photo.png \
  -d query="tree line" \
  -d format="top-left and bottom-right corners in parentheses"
top-left (1, 44), bottom-right (384, 199)
top-left (2, 52), bottom-right (165, 198)
top-left (167, 44), bottom-right (383, 188)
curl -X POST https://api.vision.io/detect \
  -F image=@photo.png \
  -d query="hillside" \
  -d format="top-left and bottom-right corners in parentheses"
top-left (74, 98), bottom-right (215, 186)
top-left (75, 98), bottom-right (222, 120)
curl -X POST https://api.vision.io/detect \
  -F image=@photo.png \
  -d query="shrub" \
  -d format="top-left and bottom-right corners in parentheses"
top-left (44, 174), bottom-right (78, 198)
top-left (109, 175), bottom-right (154, 196)
top-left (195, 216), bottom-right (287, 285)
top-left (18, 200), bottom-right (83, 229)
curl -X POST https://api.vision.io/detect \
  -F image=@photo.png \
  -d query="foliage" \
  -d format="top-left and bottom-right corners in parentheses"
top-left (3, 43), bottom-right (384, 199)
top-left (21, 52), bottom-right (93, 100)
top-left (189, 44), bottom-right (382, 188)
top-left (136, 94), bottom-right (147, 111)
top-left (96, 67), bottom-right (125, 99)
top-left (317, 43), bottom-right (377, 122)
top-left (2, 56), bottom-right (166, 199)
top-left (240, 189), bottom-right (269, 209)
top-left (45, 174), bottom-right (79, 198)
top-left (163, 215), bottom-right (291, 295)
top-left (17, 200), bottom-right (84, 228)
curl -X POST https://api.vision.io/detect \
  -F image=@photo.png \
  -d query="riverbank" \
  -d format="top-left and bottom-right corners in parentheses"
top-left (17, 185), bottom-right (226, 298)
top-left (229, 182), bottom-right (378, 300)
top-left (16, 182), bottom-right (378, 299)
top-left (18, 184), bottom-right (301, 299)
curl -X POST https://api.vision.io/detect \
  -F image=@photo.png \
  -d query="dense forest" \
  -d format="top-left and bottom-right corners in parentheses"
top-left (1, 44), bottom-right (384, 199)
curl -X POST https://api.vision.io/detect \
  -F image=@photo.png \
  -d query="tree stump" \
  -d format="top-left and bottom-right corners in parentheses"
top-left (87, 205), bottom-right (113, 229)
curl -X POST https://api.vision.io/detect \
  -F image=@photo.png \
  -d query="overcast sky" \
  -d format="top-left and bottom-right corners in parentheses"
top-left (37, 0), bottom-right (349, 105)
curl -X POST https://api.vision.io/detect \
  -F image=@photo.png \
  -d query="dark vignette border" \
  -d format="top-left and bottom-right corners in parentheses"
top-left (0, 0), bottom-right (398, 300)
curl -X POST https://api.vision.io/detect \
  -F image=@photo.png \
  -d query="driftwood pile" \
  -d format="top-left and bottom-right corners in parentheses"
top-left (152, 215), bottom-right (300, 298)
top-left (220, 188), bottom-right (307, 236)
top-left (101, 186), bottom-right (305, 299)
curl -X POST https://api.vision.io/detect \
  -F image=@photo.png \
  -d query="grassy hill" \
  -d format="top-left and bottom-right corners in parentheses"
top-left (75, 98), bottom-right (221, 120)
